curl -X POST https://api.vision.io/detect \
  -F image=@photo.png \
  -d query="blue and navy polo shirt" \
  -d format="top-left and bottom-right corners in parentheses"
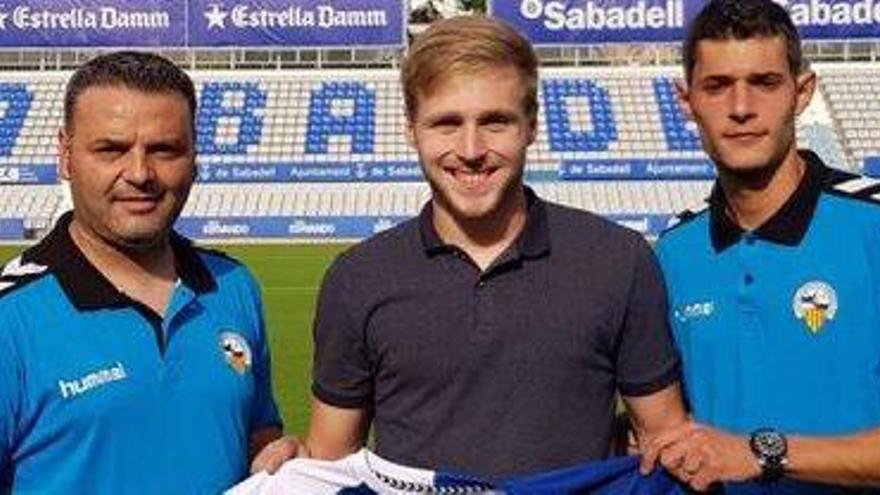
top-left (656, 151), bottom-right (880, 492)
top-left (0, 213), bottom-right (281, 494)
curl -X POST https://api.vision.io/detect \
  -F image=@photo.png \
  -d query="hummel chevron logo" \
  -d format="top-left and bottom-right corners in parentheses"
top-left (1, 256), bottom-right (47, 278)
top-left (834, 177), bottom-right (880, 194)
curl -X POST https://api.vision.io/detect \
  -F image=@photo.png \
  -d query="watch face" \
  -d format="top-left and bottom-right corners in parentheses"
top-left (752, 429), bottom-right (787, 458)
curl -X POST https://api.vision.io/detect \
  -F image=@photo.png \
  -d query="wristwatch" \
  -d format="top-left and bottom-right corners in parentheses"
top-left (749, 428), bottom-right (788, 482)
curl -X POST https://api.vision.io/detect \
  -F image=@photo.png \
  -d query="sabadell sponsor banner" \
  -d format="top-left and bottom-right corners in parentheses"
top-left (489, 0), bottom-right (880, 46)
top-left (490, 0), bottom-right (688, 44)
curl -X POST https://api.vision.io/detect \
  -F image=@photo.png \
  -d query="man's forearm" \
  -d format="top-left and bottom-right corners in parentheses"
top-left (786, 429), bottom-right (880, 487)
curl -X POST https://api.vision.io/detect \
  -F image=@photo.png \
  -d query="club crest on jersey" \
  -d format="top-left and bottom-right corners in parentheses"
top-left (792, 281), bottom-right (838, 334)
top-left (219, 331), bottom-right (252, 374)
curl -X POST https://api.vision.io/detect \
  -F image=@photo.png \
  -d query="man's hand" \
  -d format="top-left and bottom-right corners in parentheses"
top-left (641, 423), bottom-right (762, 492)
top-left (250, 435), bottom-right (307, 474)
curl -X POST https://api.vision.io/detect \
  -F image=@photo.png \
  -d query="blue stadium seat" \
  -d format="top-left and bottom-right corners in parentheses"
top-left (652, 78), bottom-right (701, 152)
top-left (196, 82), bottom-right (266, 155)
top-left (542, 78), bottom-right (617, 152)
top-left (305, 81), bottom-right (376, 155)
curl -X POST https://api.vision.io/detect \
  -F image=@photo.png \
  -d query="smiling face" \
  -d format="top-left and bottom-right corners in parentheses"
top-left (678, 35), bottom-right (815, 181)
top-left (406, 65), bottom-right (536, 232)
top-left (59, 85), bottom-right (195, 250)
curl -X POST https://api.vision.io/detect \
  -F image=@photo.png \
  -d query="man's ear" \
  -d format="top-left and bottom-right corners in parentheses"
top-left (57, 129), bottom-right (72, 180)
top-left (674, 78), bottom-right (695, 121)
top-left (527, 115), bottom-right (538, 145)
top-left (794, 69), bottom-right (817, 117)
top-left (404, 115), bottom-right (416, 149)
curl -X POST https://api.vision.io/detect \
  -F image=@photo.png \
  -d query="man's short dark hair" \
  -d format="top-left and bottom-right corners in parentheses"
top-left (63, 51), bottom-right (196, 132)
top-left (683, 0), bottom-right (803, 82)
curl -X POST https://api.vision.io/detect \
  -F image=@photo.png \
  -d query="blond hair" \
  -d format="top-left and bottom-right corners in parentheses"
top-left (401, 15), bottom-right (538, 122)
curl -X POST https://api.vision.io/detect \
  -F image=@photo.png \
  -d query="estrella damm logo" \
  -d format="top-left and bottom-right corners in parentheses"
top-left (792, 281), bottom-right (838, 335)
top-left (219, 331), bottom-right (252, 375)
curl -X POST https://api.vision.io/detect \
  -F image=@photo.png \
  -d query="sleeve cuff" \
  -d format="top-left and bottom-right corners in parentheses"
top-left (312, 382), bottom-right (372, 409)
top-left (618, 360), bottom-right (682, 397)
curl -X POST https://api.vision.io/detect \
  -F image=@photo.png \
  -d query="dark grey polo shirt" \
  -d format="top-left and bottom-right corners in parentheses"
top-left (312, 188), bottom-right (680, 477)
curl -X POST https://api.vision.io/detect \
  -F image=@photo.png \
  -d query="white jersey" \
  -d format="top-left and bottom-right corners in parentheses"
top-left (227, 449), bottom-right (498, 494)
top-left (228, 450), bottom-right (683, 494)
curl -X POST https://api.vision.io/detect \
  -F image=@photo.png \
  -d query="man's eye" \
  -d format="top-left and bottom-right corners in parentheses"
top-left (95, 147), bottom-right (124, 157)
top-left (430, 121), bottom-right (458, 133)
top-left (757, 77), bottom-right (782, 89)
top-left (151, 146), bottom-right (187, 159)
top-left (484, 120), bottom-right (510, 132)
top-left (702, 82), bottom-right (724, 94)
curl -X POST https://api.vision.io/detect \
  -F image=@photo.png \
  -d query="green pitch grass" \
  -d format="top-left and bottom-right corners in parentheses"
top-left (0, 243), bottom-right (348, 437)
top-left (220, 243), bottom-right (348, 436)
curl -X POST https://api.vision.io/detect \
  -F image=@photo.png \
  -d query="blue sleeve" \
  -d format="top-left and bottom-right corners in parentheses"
top-left (242, 269), bottom-right (282, 433)
top-left (0, 312), bottom-right (22, 478)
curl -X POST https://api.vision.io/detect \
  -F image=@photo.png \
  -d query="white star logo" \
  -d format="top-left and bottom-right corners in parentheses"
top-left (204, 4), bottom-right (228, 30)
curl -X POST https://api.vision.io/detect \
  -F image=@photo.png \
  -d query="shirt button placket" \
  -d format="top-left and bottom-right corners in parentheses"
top-left (738, 235), bottom-right (761, 336)
top-left (474, 277), bottom-right (492, 339)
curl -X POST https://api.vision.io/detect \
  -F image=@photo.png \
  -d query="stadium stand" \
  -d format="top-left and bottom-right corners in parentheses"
top-left (0, 62), bottom-right (877, 241)
top-left (819, 65), bottom-right (880, 176)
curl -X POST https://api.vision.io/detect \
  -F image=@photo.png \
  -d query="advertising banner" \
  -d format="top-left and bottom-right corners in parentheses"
top-left (187, 0), bottom-right (405, 48)
top-left (173, 213), bottom-right (672, 240)
top-left (0, 218), bottom-right (24, 240)
top-left (490, 0), bottom-right (880, 46)
top-left (0, 0), bottom-right (876, 48)
top-left (196, 161), bottom-right (422, 183)
top-left (607, 213), bottom-right (672, 237)
top-left (0, 164), bottom-right (58, 184)
top-left (558, 158), bottom-right (715, 180)
top-left (0, 0), bottom-right (405, 48)
top-left (174, 215), bottom-right (409, 239)
top-left (489, 0), bottom-right (693, 45)
top-left (0, 0), bottom-right (185, 48)
top-left (864, 156), bottom-right (880, 177)
top-left (785, 0), bottom-right (880, 40)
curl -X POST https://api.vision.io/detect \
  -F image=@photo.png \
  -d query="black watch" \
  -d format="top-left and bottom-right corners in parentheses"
top-left (749, 428), bottom-right (788, 482)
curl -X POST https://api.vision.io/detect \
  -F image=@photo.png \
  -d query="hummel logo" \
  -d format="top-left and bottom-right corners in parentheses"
top-left (204, 4), bottom-right (228, 29)
top-left (58, 362), bottom-right (128, 399)
top-left (674, 301), bottom-right (715, 323)
top-left (0, 256), bottom-right (47, 293)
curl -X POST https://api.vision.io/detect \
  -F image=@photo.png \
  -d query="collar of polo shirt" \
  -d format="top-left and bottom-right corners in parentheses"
top-left (709, 150), bottom-right (826, 252)
top-left (22, 211), bottom-right (215, 310)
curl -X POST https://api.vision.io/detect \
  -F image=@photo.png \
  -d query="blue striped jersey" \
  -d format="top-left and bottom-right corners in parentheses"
top-left (227, 449), bottom-right (682, 494)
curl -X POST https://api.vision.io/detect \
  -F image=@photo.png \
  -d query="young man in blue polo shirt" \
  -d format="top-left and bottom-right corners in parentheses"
top-left (0, 52), bottom-right (282, 493)
top-left (645, 0), bottom-right (880, 491)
